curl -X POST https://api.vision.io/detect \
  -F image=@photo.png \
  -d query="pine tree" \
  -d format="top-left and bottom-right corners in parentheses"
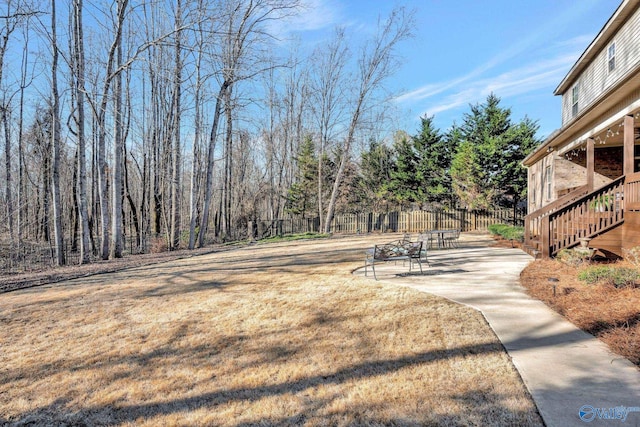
top-left (451, 94), bottom-right (540, 211)
top-left (451, 141), bottom-right (492, 210)
top-left (360, 139), bottom-right (394, 211)
top-left (388, 133), bottom-right (420, 207)
top-left (413, 116), bottom-right (454, 208)
top-left (496, 116), bottom-right (540, 209)
top-left (285, 136), bottom-right (318, 218)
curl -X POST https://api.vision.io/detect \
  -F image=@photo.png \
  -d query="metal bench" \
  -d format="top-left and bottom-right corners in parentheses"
top-left (365, 240), bottom-right (424, 280)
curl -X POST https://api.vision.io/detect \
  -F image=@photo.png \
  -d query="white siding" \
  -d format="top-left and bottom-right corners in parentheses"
top-left (561, 5), bottom-right (640, 125)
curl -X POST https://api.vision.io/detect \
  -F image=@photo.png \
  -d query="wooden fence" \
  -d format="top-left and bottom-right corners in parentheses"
top-left (0, 208), bottom-right (522, 275)
top-left (255, 208), bottom-right (524, 238)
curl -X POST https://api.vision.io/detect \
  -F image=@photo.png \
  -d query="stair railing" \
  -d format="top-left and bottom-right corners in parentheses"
top-left (544, 176), bottom-right (625, 256)
top-left (625, 171), bottom-right (640, 212)
top-left (524, 185), bottom-right (589, 251)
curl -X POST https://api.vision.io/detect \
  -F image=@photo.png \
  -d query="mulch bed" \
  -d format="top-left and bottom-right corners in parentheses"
top-left (520, 258), bottom-right (640, 366)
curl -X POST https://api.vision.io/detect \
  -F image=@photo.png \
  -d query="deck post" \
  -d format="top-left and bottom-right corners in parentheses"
top-left (587, 138), bottom-right (594, 191)
top-left (624, 115), bottom-right (634, 176)
top-left (541, 215), bottom-right (550, 257)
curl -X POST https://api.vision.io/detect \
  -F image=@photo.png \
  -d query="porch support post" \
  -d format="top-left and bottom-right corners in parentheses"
top-left (541, 215), bottom-right (550, 258)
top-left (624, 115), bottom-right (634, 176)
top-left (586, 138), bottom-right (595, 191)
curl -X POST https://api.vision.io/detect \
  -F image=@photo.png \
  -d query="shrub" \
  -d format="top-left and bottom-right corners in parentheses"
top-left (503, 226), bottom-right (524, 242)
top-left (488, 224), bottom-right (523, 242)
top-left (578, 265), bottom-right (640, 288)
top-left (488, 223), bottom-right (510, 236)
top-left (556, 248), bottom-right (588, 267)
top-left (578, 266), bottom-right (612, 284)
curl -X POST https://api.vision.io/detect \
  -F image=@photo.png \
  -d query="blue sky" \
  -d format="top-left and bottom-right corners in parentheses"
top-left (290, 0), bottom-right (619, 139)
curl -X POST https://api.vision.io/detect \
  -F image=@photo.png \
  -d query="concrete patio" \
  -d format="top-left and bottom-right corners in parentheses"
top-left (354, 233), bottom-right (640, 426)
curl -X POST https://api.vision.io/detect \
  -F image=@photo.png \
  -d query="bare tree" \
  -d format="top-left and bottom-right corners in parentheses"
top-left (0, 0), bottom-right (39, 243)
top-left (310, 28), bottom-right (349, 231)
top-left (110, 0), bottom-right (127, 259)
top-left (70, 0), bottom-right (91, 263)
top-left (16, 22), bottom-right (29, 247)
top-left (169, 0), bottom-right (183, 250)
top-left (85, 0), bottom-right (128, 259)
top-left (324, 7), bottom-right (413, 233)
top-left (198, 0), bottom-right (301, 246)
top-left (50, 0), bottom-right (64, 265)
top-left (187, 0), bottom-right (209, 250)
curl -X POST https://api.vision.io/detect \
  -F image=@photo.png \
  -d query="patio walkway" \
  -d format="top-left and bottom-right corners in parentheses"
top-left (353, 233), bottom-right (640, 426)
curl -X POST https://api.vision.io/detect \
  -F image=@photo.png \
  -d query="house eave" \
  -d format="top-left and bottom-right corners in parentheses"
top-left (524, 62), bottom-right (640, 167)
top-left (554, 0), bottom-right (640, 96)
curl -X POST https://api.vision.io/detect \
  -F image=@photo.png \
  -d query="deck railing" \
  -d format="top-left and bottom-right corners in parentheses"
top-left (524, 184), bottom-right (590, 251)
top-left (525, 172), bottom-right (640, 258)
top-left (625, 171), bottom-right (640, 211)
top-left (546, 176), bottom-right (625, 255)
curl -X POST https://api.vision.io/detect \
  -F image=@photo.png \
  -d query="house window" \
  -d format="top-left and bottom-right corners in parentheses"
top-left (545, 166), bottom-right (552, 200)
top-left (571, 86), bottom-right (579, 117)
top-left (608, 42), bottom-right (616, 72)
top-left (531, 174), bottom-right (536, 205)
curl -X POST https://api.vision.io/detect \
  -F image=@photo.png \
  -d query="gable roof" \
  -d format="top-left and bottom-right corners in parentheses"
top-left (554, 0), bottom-right (640, 95)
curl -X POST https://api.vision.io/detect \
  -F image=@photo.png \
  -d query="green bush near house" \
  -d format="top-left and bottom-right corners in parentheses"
top-left (557, 248), bottom-right (590, 267)
top-left (578, 265), bottom-right (640, 288)
top-left (488, 224), bottom-right (524, 243)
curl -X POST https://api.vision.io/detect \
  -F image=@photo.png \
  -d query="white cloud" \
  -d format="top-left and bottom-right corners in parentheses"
top-left (417, 50), bottom-right (581, 118)
top-left (397, 0), bottom-right (603, 112)
top-left (284, 0), bottom-right (344, 33)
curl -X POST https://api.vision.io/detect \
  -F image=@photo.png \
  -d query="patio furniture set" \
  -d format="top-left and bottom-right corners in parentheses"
top-left (364, 229), bottom-right (461, 280)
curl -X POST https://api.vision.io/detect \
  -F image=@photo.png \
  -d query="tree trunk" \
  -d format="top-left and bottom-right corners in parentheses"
top-left (2, 106), bottom-right (13, 241)
top-left (110, 1), bottom-right (125, 259)
top-left (50, 0), bottom-right (65, 266)
top-left (72, 0), bottom-right (91, 264)
top-left (197, 82), bottom-right (227, 248)
top-left (188, 3), bottom-right (205, 250)
top-left (169, 0), bottom-right (182, 250)
top-left (223, 85), bottom-right (233, 239)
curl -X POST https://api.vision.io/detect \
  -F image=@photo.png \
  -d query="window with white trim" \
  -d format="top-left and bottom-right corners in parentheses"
top-left (571, 85), bottom-right (579, 117)
top-left (608, 42), bottom-right (616, 72)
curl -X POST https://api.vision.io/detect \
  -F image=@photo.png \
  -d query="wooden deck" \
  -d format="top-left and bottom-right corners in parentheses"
top-left (525, 172), bottom-right (640, 258)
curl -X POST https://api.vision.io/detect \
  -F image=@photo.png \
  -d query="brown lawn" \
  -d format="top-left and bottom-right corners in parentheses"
top-left (0, 235), bottom-right (542, 426)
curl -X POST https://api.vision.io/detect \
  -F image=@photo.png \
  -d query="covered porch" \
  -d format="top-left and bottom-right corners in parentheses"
top-left (524, 109), bottom-right (640, 258)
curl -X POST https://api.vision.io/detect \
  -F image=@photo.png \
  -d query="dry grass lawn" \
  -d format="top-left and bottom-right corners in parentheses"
top-left (1, 234), bottom-right (542, 426)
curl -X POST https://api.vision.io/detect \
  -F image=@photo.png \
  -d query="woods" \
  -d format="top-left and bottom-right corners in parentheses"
top-left (0, 0), bottom-right (537, 268)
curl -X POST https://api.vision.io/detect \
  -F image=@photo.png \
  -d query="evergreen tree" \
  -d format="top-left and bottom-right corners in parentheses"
top-left (413, 116), bottom-right (454, 208)
top-left (451, 94), bottom-right (541, 211)
top-left (495, 116), bottom-right (540, 210)
top-left (461, 93), bottom-right (511, 189)
top-left (360, 139), bottom-right (394, 211)
top-left (285, 136), bottom-right (318, 218)
top-left (451, 140), bottom-right (492, 210)
top-left (388, 133), bottom-right (420, 207)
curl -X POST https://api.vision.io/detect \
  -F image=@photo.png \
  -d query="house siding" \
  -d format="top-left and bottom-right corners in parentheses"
top-left (528, 154), bottom-right (555, 212)
top-left (561, 4), bottom-right (640, 125)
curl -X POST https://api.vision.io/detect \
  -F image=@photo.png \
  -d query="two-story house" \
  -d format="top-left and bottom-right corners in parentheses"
top-left (523, 0), bottom-right (640, 258)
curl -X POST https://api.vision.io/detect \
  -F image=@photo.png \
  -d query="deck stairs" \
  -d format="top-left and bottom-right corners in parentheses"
top-left (524, 175), bottom-right (630, 258)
